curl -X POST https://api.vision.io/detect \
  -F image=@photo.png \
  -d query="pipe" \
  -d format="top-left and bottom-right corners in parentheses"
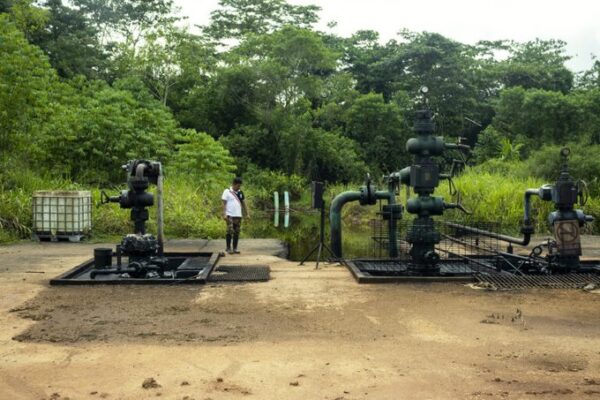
top-left (442, 188), bottom-right (538, 246)
top-left (90, 268), bottom-right (136, 279)
top-left (329, 190), bottom-right (398, 258)
top-left (445, 143), bottom-right (471, 152)
top-left (378, 189), bottom-right (398, 258)
top-left (443, 222), bottom-right (533, 246)
top-left (135, 163), bottom-right (146, 179)
top-left (157, 172), bottom-right (164, 256)
top-left (524, 189), bottom-right (540, 226)
top-left (330, 191), bottom-right (362, 258)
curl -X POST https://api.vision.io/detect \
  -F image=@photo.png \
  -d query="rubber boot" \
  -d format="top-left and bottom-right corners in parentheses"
top-left (233, 235), bottom-right (240, 253)
top-left (226, 234), bottom-right (232, 253)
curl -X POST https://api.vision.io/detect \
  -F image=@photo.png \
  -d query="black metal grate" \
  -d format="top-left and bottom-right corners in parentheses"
top-left (352, 259), bottom-right (476, 276)
top-left (475, 273), bottom-right (600, 290)
top-left (208, 265), bottom-right (271, 282)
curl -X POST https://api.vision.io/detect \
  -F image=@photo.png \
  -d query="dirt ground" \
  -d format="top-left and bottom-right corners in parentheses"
top-left (2, 239), bottom-right (600, 400)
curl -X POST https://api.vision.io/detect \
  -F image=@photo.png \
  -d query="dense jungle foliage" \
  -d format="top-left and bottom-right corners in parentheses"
top-left (1, 0), bottom-right (600, 244)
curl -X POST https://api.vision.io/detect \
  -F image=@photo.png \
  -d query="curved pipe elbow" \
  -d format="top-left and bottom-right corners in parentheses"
top-left (135, 163), bottom-right (147, 179)
top-left (329, 190), bottom-right (397, 259)
top-left (519, 232), bottom-right (532, 246)
top-left (330, 191), bottom-right (362, 215)
top-left (330, 192), bottom-right (362, 258)
top-left (524, 189), bottom-right (540, 226)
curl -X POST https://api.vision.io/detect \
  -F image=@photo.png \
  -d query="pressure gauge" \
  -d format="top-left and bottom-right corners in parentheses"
top-left (420, 86), bottom-right (429, 94)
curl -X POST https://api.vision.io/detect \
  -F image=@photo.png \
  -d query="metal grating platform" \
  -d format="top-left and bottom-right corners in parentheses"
top-left (475, 273), bottom-right (600, 290)
top-left (208, 265), bottom-right (271, 282)
top-left (345, 259), bottom-right (477, 283)
top-left (352, 260), bottom-right (476, 275)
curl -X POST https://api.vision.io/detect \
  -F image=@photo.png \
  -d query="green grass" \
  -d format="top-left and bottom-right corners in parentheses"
top-left (0, 169), bottom-right (80, 242)
top-left (439, 166), bottom-right (600, 235)
top-left (437, 169), bottom-right (552, 233)
top-left (2, 167), bottom-right (599, 249)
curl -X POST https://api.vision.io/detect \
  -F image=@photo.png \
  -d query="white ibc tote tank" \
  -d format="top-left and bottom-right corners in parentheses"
top-left (32, 191), bottom-right (92, 241)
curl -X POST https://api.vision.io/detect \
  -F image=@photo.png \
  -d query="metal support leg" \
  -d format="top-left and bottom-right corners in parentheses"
top-left (299, 203), bottom-right (336, 269)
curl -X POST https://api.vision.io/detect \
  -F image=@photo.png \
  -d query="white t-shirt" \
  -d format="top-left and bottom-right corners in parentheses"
top-left (222, 188), bottom-right (243, 217)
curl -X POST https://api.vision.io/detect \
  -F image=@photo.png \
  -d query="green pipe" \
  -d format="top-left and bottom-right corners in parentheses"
top-left (330, 191), bottom-right (362, 258)
top-left (330, 190), bottom-right (398, 259)
top-left (382, 185), bottom-right (398, 259)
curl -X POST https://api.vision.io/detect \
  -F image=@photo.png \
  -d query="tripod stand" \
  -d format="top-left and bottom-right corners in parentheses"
top-left (299, 200), bottom-right (335, 269)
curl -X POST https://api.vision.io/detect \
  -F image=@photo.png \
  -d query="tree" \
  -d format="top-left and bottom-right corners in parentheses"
top-left (276, 105), bottom-right (366, 181)
top-left (31, 0), bottom-right (106, 79)
top-left (579, 58), bottom-right (600, 89)
top-left (343, 93), bottom-right (411, 173)
top-left (394, 31), bottom-right (491, 137)
top-left (134, 25), bottom-right (195, 106)
top-left (342, 30), bottom-right (402, 100)
top-left (2, 0), bottom-right (48, 40)
top-left (472, 127), bottom-right (503, 162)
top-left (72, 0), bottom-right (177, 49)
top-left (203, 0), bottom-right (320, 42)
top-left (38, 77), bottom-right (178, 183)
top-left (0, 14), bottom-right (56, 162)
top-left (186, 26), bottom-right (338, 138)
top-left (202, 26), bottom-right (361, 179)
top-left (221, 103), bottom-right (366, 182)
top-left (0, 0), bottom-right (10, 12)
top-left (484, 39), bottom-right (574, 93)
top-left (487, 87), bottom-right (581, 152)
top-left (343, 30), bottom-right (493, 139)
top-left (568, 87), bottom-right (600, 144)
top-left (170, 129), bottom-right (236, 189)
top-left (193, 64), bottom-right (263, 136)
top-left (231, 25), bottom-right (338, 107)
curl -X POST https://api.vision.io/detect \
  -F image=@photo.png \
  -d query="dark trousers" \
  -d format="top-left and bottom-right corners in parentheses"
top-left (226, 217), bottom-right (242, 249)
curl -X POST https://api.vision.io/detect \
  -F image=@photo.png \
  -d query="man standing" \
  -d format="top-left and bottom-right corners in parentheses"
top-left (221, 177), bottom-right (250, 254)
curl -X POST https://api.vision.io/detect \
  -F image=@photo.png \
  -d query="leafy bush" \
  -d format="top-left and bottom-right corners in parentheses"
top-left (169, 129), bottom-right (236, 190)
top-left (243, 165), bottom-right (306, 209)
top-left (525, 144), bottom-right (600, 195)
top-left (39, 77), bottom-right (178, 183)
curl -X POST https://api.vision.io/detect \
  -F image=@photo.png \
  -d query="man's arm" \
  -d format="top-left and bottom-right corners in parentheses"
top-left (222, 200), bottom-right (228, 220)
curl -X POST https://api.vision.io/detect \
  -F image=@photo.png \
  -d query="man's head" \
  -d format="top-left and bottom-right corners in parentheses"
top-left (232, 177), bottom-right (243, 191)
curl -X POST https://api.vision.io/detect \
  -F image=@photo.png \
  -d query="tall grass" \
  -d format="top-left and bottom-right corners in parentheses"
top-left (1, 166), bottom-right (598, 245)
top-left (91, 175), bottom-right (230, 240)
top-left (438, 169), bottom-right (552, 234)
top-left (0, 169), bottom-right (80, 242)
top-left (440, 167), bottom-right (599, 235)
